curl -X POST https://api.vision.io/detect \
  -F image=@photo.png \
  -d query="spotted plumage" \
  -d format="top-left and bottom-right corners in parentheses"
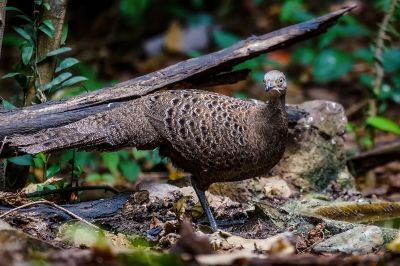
top-left (8, 70), bottom-right (289, 231)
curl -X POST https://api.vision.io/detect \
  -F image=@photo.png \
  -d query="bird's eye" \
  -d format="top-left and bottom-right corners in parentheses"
top-left (279, 78), bottom-right (284, 83)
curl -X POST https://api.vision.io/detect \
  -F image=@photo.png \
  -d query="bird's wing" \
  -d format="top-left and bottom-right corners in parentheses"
top-left (143, 90), bottom-right (259, 169)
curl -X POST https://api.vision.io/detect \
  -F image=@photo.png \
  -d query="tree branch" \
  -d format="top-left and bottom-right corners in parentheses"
top-left (0, 6), bottom-right (355, 142)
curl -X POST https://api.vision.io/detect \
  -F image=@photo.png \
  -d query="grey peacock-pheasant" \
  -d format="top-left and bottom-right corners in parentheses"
top-left (8, 70), bottom-right (288, 231)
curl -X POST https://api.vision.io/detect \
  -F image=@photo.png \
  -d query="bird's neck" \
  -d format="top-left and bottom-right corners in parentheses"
top-left (266, 91), bottom-right (286, 114)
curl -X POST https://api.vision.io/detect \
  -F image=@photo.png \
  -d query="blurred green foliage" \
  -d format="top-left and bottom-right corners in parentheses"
top-left (2, 3), bottom-right (87, 100)
top-left (2, 0), bottom-right (399, 193)
top-left (120, 0), bottom-right (149, 26)
top-left (1, 1), bottom-right (167, 191)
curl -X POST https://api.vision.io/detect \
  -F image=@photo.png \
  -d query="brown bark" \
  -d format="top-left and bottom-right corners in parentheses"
top-left (348, 139), bottom-right (400, 176)
top-left (0, 6), bottom-right (355, 143)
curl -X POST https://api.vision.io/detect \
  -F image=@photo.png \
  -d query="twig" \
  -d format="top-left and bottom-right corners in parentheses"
top-left (0, 199), bottom-right (100, 229)
top-left (26, 185), bottom-right (119, 198)
top-left (345, 98), bottom-right (368, 118)
top-left (0, 136), bottom-right (6, 156)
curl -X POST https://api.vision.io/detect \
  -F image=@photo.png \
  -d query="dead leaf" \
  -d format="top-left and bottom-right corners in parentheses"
top-left (21, 177), bottom-right (64, 195)
top-left (165, 21), bottom-right (183, 53)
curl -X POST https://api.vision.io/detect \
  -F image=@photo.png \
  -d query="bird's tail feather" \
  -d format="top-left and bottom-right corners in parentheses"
top-left (7, 100), bottom-right (162, 155)
top-left (8, 125), bottom-right (106, 154)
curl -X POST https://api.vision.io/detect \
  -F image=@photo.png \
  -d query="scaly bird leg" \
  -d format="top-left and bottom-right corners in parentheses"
top-left (191, 177), bottom-right (218, 232)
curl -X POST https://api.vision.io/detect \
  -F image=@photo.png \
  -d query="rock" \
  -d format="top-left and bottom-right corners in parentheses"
top-left (264, 177), bottom-right (293, 199)
top-left (273, 100), bottom-right (352, 190)
top-left (0, 220), bottom-right (12, 230)
top-left (209, 100), bottom-right (354, 202)
top-left (313, 226), bottom-right (384, 254)
top-left (197, 232), bottom-right (295, 265)
top-left (138, 182), bottom-right (180, 201)
top-left (300, 100), bottom-right (347, 137)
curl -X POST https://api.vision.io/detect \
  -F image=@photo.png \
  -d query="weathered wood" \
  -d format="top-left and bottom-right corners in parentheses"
top-left (0, 6), bottom-right (354, 141)
top-left (347, 139), bottom-right (400, 176)
top-left (0, 192), bottom-right (131, 221)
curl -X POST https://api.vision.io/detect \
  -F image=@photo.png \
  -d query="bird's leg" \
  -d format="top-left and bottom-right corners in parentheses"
top-left (191, 177), bottom-right (218, 231)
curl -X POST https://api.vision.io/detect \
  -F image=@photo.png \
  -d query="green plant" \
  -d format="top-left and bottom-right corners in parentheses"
top-left (2, 1), bottom-right (86, 104)
top-left (285, 0), bottom-right (400, 149)
top-left (1, 1), bottom-right (87, 190)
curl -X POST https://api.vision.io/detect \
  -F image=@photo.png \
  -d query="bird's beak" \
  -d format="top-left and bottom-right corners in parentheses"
top-left (264, 80), bottom-right (273, 91)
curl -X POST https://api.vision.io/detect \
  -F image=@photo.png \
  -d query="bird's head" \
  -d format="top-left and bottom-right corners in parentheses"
top-left (263, 70), bottom-right (287, 97)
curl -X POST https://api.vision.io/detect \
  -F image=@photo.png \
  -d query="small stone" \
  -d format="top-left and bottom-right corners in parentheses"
top-left (264, 177), bottom-right (292, 199)
top-left (313, 226), bottom-right (383, 254)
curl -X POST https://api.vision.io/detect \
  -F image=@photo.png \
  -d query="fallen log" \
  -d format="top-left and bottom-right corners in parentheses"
top-left (0, 6), bottom-right (354, 143)
top-left (0, 192), bottom-right (131, 221)
top-left (347, 139), bottom-right (400, 176)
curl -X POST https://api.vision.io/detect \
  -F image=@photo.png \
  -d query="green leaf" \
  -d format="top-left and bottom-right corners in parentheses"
top-left (378, 84), bottom-right (393, 100)
top-left (43, 3), bottom-right (51, 10)
top-left (117, 150), bottom-right (130, 160)
top-left (360, 136), bottom-right (373, 150)
top-left (21, 44), bottom-right (33, 65)
top-left (44, 184), bottom-right (58, 190)
top-left (13, 26), bottom-right (32, 41)
top-left (212, 29), bottom-right (240, 49)
top-left (87, 173), bottom-right (115, 183)
top-left (353, 48), bottom-right (374, 62)
top-left (46, 164), bottom-right (61, 178)
top-left (101, 152), bottom-right (120, 176)
top-left (1, 99), bottom-right (16, 110)
top-left (44, 72), bottom-right (73, 91)
top-left (38, 152), bottom-right (48, 163)
top-left (1, 72), bottom-right (20, 79)
top-left (5, 6), bottom-right (25, 14)
top-left (16, 14), bottom-right (33, 23)
top-left (56, 57), bottom-right (79, 72)
top-left (60, 76), bottom-right (88, 88)
top-left (61, 24), bottom-right (68, 45)
top-left (101, 174), bottom-right (116, 183)
top-left (42, 19), bottom-right (55, 32)
top-left (34, 0), bottom-right (43, 5)
top-left (133, 149), bottom-right (150, 160)
top-left (38, 24), bottom-right (55, 38)
top-left (73, 165), bottom-right (84, 178)
top-left (120, 160), bottom-right (140, 182)
top-left (46, 47), bottom-right (72, 57)
top-left (86, 173), bottom-right (102, 182)
top-left (53, 73), bottom-right (74, 85)
top-left (313, 49), bottom-right (353, 82)
top-left (367, 116), bottom-right (400, 135)
top-left (33, 157), bottom-right (44, 168)
top-left (359, 73), bottom-right (373, 88)
top-left (383, 49), bottom-right (400, 73)
top-left (8, 155), bottom-right (33, 166)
